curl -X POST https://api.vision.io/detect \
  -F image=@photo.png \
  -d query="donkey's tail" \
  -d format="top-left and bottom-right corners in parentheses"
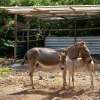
top-left (21, 53), bottom-right (28, 65)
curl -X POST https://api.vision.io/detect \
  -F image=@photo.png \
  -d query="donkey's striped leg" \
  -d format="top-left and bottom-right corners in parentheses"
top-left (62, 67), bottom-right (67, 89)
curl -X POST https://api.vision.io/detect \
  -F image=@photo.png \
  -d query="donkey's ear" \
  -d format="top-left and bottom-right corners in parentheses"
top-left (77, 41), bottom-right (86, 47)
top-left (60, 52), bottom-right (65, 56)
top-left (80, 41), bottom-right (85, 45)
top-left (60, 48), bottom-right (67, 55)
top-left (62, 48), bottom-right (68, 55)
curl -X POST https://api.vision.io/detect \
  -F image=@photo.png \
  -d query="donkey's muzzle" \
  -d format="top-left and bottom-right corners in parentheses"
top-left (59, 63), bottom-right (65, 70)
top-left (60, 66), bottom-right (64, 70)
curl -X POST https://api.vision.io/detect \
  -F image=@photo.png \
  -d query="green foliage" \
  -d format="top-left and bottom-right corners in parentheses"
top-left (0, 12), bottom-right (14, 57)
top-left (96, 0), bottom-right (100, 4)
top-left (1, 39), bottom-right (14, 47)
top-left (0, 67), bottom-right (12, 76)
top-left (0, 0), bottom-right (11, 6)
top-left (0, 0), bottom-right (100, 6)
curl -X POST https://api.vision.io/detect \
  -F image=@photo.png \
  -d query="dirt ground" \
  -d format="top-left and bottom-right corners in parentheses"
top-left (0, 64), bottom-right (100, 100)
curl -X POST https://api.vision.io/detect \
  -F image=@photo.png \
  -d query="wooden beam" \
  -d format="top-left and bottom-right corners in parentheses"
top-left (14, 14), bottom-right (18, 60)
top-left (26, 19), bottom-right (30, 50)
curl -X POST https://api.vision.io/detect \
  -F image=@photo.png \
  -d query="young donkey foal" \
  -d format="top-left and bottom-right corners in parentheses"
top-left (23, 48), bottom-right (67, 89)
top-left (66, 41), bottom-right (95, 89)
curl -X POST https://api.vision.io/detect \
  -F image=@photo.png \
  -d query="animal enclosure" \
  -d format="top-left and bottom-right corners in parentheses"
top-left (0, 5), bottom-right (100, 59)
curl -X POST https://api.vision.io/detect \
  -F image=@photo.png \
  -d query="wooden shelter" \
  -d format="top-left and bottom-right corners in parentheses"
top-left (1, 5), bottom-right (100, 16)
top-left (0, 5), bottom-right (100, 59)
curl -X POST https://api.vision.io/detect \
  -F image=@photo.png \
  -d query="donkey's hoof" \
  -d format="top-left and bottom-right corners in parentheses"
top-left (90, 86), bottom-right (94, 90)
top-left (62, 86), bottom-right (66, 90)
top-left (32, 87), bottom-right (35, 89)
top-left (62, 85), bottom-right (67, 89)
top-left (68, 86), bottom-right (74, 90)
top-left (32, 86), bottom-right (35, 89)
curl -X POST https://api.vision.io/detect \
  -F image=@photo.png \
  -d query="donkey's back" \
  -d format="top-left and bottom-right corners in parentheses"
top-left (26, 48), bottom-right (62, 66)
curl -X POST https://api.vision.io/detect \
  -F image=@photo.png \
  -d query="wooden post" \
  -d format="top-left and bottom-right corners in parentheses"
top-left (27, 19), bottom-right (30, 50)
top-left (74, 20), bottom-right (77, 43)
top-left (37, 18), bottom-right (42, 47)
top-left (14, 14), bottom-right (17, 60)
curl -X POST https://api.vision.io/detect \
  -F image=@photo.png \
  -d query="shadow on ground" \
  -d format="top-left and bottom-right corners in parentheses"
top-left (10, 88), bottom-right (89, 100)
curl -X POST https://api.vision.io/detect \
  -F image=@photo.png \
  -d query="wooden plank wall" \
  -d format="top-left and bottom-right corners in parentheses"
top-left (45, 36), bottom-right (100, 54)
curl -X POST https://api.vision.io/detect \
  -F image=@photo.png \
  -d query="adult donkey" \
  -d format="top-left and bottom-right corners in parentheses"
top-left (22, 42), bottom-right (85, 89)
top-left (23, 47), bottom-right (66, 89)
top-left (66, 41), bottom-right (95, 89)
